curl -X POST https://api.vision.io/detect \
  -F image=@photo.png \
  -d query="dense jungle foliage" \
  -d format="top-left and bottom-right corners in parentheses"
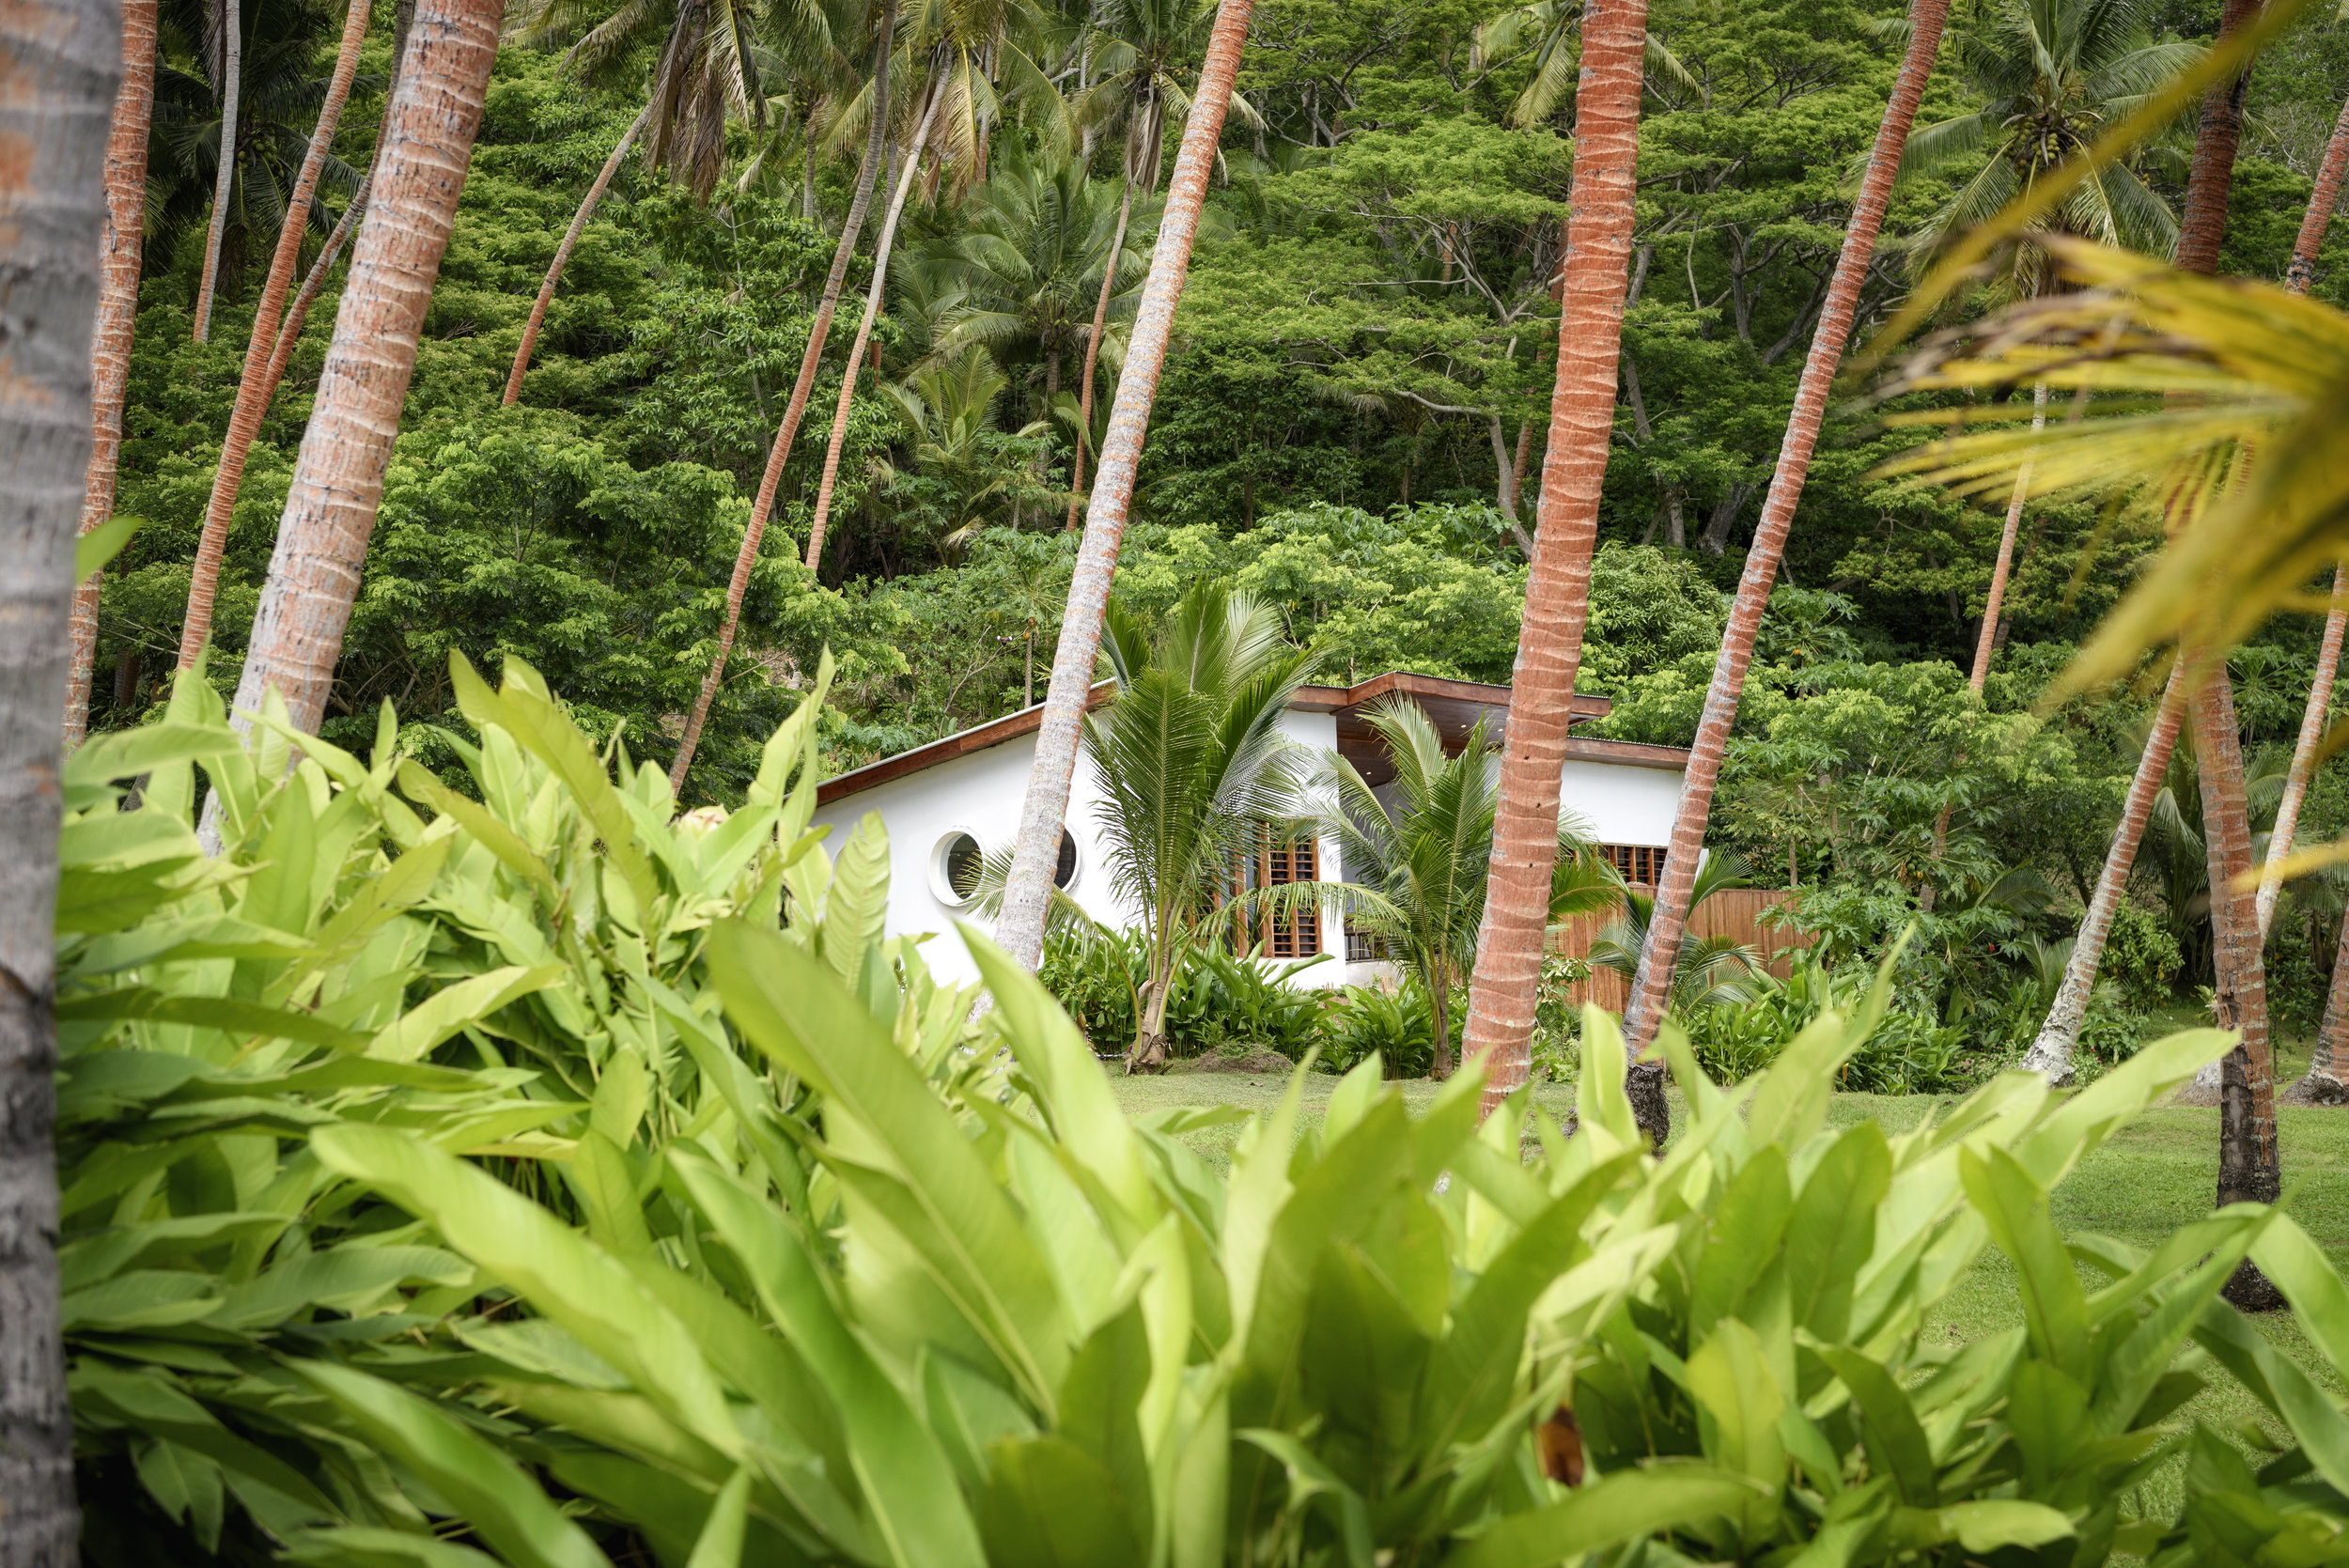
top-left (90, 0), bottom-right (2349, 1044)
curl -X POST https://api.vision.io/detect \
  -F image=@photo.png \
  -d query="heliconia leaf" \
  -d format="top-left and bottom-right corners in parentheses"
top-left (55, 860), bottom-right (200, 935)
top-left (76, 511), bottom-right (139, 582)
top-left (822, 814), bottom-right (891, 984)
top-left (1783, 1121), bottom-right (1891, 1343)
top-left (58, 1211), bottom-right (288, 1291)
top-left (1960, 1146), bottom-right (2088, 1370)
top-left (1687, 1318), bottom-right (1787, 1493)
top-left (2196, 1299), bottom-right (2349, 1498)
top-left (665, 1147), bottom-right (988, 1568)
top-left (397, 760), bottom-right (557, 893)
top-left (1894, 1499), bottom-right (2075, 1553)
top-left (67, 723), bottom-right (242, 790)
top-left (283, 1528), bottom-right (505, 1568)
top-left (2010, 1029), bottom-right (2235, 1189)
top-left (977, 1435), bottom-right (1146, 1568)
top-left (55, 986), bottom-right (366, 1049)
top-left (685, 1467), bottom-right (753, 1568)
top-left (2248, 1214), bottom-right (2349, 1374)
top-left (299, 1361), bottom-right (614, 1568)
top-left (1575, 1005), bottom-right (1639, 1151)
top-left (1445, 1466), bottom-right (1766, 1568)
top-left (1813, 1345), bottom-right (1937, 1507)
top-left (311, 1124), bottom-right (743, 1460)
top-left (708, 920), bottom-right (1070, 1408)
top-left (480, 656), bottom-right (663, 924)
top-left (367, 965), bottom-right (567, 1063)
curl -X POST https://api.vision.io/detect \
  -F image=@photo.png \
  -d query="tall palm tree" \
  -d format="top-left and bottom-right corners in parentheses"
top-left (1083, 584), bottom-right (1320, 1071)
top-left (1060, 0), bottom-right (1223, 528)
top-left (994, 0), bottom-right (1254, 970)
top-left (799, 0), bottom-right (1066, 570)
top-left (64, 0), bottom-right (159, 748)
top-left (909, 137), bottom-right (1149, 424)
top-left (1457, 0), bottom-right (1652, 1130)
top-left (1474, 0), bottom-right (1698, 131)
top-left (666, 0), bottom-right (894, 793)
top-left (876, 345), bottom-right (1051, 546)
top-left (193, 0), bottom-right (241, 339)
top-left (1318, 701), bottom-right (1612, 1079)
top-left (213, 0), bottom-right (504, 768)
top-left (175, 0), bottom-right (371, 674)
top-left (1899, 0), bottom-right (2194, 292)
top-left (1621, 0), bottom-right (1952, 1066)
top-left (0, 0), bottom-right (117, 1545)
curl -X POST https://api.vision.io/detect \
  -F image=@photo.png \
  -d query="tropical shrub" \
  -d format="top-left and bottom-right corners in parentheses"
top-left (1322, 979), bottom-right (1439, 1079)
top-left (1161, 944), bottom-right (1334, 1062)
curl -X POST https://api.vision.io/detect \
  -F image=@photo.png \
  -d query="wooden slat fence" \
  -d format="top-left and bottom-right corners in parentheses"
top-left (1547, 888), bottom-right (1812, 1014)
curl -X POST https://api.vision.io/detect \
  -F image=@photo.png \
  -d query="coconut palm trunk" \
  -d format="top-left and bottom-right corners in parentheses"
top-left (0, 0), bottom-right (117, 1549)
top-left (2021, 665), bottom-right (2186, 1080)
top-left (1064, 176), bottom-right (1135, 531)
top-left (2173, 0), bottom-right (2279, 1312)
top-left (63, 0), bottom-right (158, 748)
top-left (176, 0), bottom-right (371, 673)
top-left (667, 0), bottom-right (894, 794)
top-left (1459, 0), bottom-right (1653, 1128)
top-left (504, 100), bottom-right (653, 404)
top-left (193, 0), bottom-right (241, 341)
top-left (994, 0), bottom-right (1256, 969)
top-left (213, 0), bottom-right (503, 751)
top-left (2260, 569), bottom-right (2343, 938)
top-left (801, 75), bottom-right (946, 572)
top-left (2287, 90), bottom-right (2349, 294)
top-left (1619, 0), bottom-right (1953, 1065)
top-left (1970, 380), bottom-right (2047, 687)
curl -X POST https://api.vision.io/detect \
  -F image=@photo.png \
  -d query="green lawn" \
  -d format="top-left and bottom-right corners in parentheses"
top-left (1109, 1044), bottom-right (2349, 1525)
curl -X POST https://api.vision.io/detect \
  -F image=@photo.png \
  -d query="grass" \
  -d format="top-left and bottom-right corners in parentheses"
top-left (1108, 1037), bottom-right (2349, 1525)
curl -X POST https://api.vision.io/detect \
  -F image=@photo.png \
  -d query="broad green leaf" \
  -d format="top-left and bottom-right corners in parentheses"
top-left (685, 1467), bottom-right (752, 1568)
top-left (1813, 1345), bottom-right (1936, 1507)
top-left (58, 1211), bottom-right (288, 1291)
top-left (1688, 1318), bottom-right (1787, 1492)
top-left (1893, 1499), bottom-right (2075, 1553)
top-left (822, 813), bottom-right (891, 982)
top-left (311, 1125), bottom-right (742, 1459)
top-left (300, 1361), bottom-right (613, 1568)
top-left (77, 512), bottom-right (139, 582)
top-left (978, 1436), bottom-right (1146, 1568)
top-left (2249, 1214), bottom-right (2349, 1374)
top-left (68, 723), bottom-right (241, 788)
top-left (1784, 1122), bottom-right (1891, 1343)
top-left (368, 965), bottom-right (566, 1063)
top-left (708, 919), bottom-right (1069, 1409)
top-left (55, 986), bottom-right (366, 1049)
top-left (284, 1529), bottom-right (504, 1568)
top-left (55, 860), bottom-right (200, 935)
top-left (666, 1147), bottom-right (987, 1568)
top-left (397, 760), bottom-right (557, 893)
top-left (1446, 1466), bottom-right (1765, 1568)
top-left (1961, 1146), bottom-right (2088, 1369)
top-left (1690, 1145), bottom-right (1793, 1341)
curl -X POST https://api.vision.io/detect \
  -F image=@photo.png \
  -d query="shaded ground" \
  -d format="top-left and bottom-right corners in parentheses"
top-left (1108, 1033), bottom-right (2349, 1525)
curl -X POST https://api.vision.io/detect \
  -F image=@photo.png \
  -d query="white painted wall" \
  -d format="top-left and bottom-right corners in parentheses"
top-left (813, 709), bottom-right (1686, 990)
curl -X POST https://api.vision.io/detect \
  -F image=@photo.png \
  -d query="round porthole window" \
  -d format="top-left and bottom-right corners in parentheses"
top-left (932, 831), bottom-right (985, 908)
top-left (1054, 828), bottom-right (1079, 890)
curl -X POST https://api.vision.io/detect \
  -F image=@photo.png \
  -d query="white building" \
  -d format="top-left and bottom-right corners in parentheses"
top-left (811, 671), bottom-right (1692, 986)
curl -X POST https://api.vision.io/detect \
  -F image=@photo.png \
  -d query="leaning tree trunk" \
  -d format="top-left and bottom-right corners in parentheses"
top-left (994, 0), bottom-right (1256, 969)
top-left (2287, 90), bottom-right (2349, 294)
top-left (1460, 0), bottom-right (1653, 1129)
top-left (504, 100), bottom-right (652, 404)
top-left (1620, 0), bottom-right (1952, 1067)
top-left (212, 0), bottom-right (501, 759)
top-left (63, 0), bottom-right (158, 748)
top-left (193, 0), bottom-right (241, 341)
top-left (0, 0), bottom-right (117, 1558)
top-left (2299, 912), bottom-right (2349, 1103)
top-left (1969, 380), bottom-right (2047, 689)
top-left (1064, 175), bottom-right (1136, 531)
top-left (2022, 666), bottom-right (2186, 1082)
top-left (177, 0), bottom-right (370, 673)
top-left (2261, 570), bottom-right (2343, 939)
top-left (666, 0), bottom-right (894, 794)
top-left (801, 76), bottom-right (947, 572)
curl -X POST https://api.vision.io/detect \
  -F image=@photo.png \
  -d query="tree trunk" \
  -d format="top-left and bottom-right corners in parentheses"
top-left (0, 0), bottom-right (117, 1555)
top-left (244, 0), bottom-right (407, 443)
top-left (1510, 416), bottom-right (1533, 519)
top-left (994, 0), bottom-right (1255, 970)
top-left (2256, 129), bottom-right (2349, 944)
top-left (1065, 176), bottom-right (1135, 531)
top-left (1621, 0), bottom-right (1952, 1063)
top-left (2175, 0), bottom-right (2260, 280)
top-left (1461, 0), bottom-right (1651, 1128)
top-left (801, 77), bottom-right (946, 572)
top-left (504, 101), bottom-right (652, 405)
top-left (2286, 89), bottom-right (2349, 294)
top-left (176, 0), bottom-right (370, 673)
top-left (2193, 670), bottom-right (2284, 1308)
top-left (2023, 666), bottom-right (2186, 1081)
top-left (211, 0), bottom-right (501, 755)
top-left (2259, 570), bottom-right (2344, 939)
top-left (1969, 380), bottom-right (2046, 689)
top-left (666, 0), bottom-right (894, 794)
top-left (63, 0), bottom-right (157, 749)
top-left (193, 0), bottom-right (241, 341)
top-left (1428, 968), bottom-right (1452, 1080)
top-left (2294, 908), bottom-right (2349, 1102)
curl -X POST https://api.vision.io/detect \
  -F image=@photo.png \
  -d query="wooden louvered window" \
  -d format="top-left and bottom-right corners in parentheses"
top-left (1599, 844), bottom-right (1668, 887)
top-left (1231, 831), bottom-right (1322, 957)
